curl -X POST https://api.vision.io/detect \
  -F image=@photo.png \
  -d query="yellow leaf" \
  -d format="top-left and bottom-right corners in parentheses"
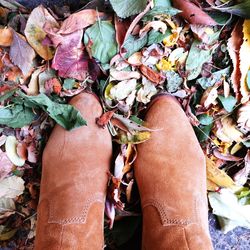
top-left (24, 6), bottom-right (59, 60)
top-left (206, 157), bottom-right (236, 189)
top-left (239, 19), bottom-right (250, 103)
top-left (0, 228), bottom-right (17, 241)
top-left (206, 179), bottom-right (219, 191)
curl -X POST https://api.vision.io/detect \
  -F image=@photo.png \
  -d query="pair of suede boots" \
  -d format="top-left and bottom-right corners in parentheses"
top-left (34, 92), bottom-right (213, 250)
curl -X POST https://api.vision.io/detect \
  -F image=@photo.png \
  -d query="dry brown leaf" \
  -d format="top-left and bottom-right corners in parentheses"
top-left (0, 27), bottom-right (13, 46)
top-left (227, 20), bottom-right (243, 100)
top-left (239, 19), bottom-right (250, 103)
top-left (139, 64), bottom-right (163, 85)
top-left (139, 20), bottom-right (167, 36)
top-left (26, 68), bottom-right (43, 95)
top-left (96, 110), bottom-right (115, 128)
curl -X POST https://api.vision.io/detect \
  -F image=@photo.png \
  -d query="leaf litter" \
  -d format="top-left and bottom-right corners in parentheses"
top-left (0, 0), bottom-right (250, 248)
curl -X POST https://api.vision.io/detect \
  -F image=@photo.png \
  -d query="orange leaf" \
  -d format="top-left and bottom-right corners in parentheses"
top-left (139, 65), bottom-right (163, 85)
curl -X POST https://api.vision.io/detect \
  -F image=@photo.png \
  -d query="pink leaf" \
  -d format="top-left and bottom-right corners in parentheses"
top-left (52, 30), bottom-right (90, 81)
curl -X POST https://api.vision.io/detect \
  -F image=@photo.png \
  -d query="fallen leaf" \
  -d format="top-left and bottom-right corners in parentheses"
top-left (0, 197), bottom-right (15, 219)
top-left (206, 157), bottom-right (237, 189)
top-left (0, 226), bottom-right (17, 241)
top-left (10, 30), bottom-right (36, 76)
top-left (26, 68), bottom-right (43, 95)
top-left (139, 64), bottom-right (163, 84)
top-left (24, 5), bottom-right (59, 60)
top-left (59, 9), bottom-right (104, 35)
top-left (237, 101), bottom-right (250, 131)
top-left (84, 21), bottom-right (118, 64)
top-left (96, 110), bottom-right (115, 127)
top-left (208, 188), bottom-right (250, 233)
top-left (139, 21), bottom-right (167, 36)
top-left (218, 95), bottom-right (237, 112)
top-left (114, 16), bottom-right (131, 48)
top-left (234, 150), bottom-right (250, 186)
top-left (5, 136), bottom-right (25, 167)
top-left (0, 175), bottom-right (25, 199)
top-left (0, 27), bottom-right (13, 46)
top-left (110, 69), bottom-right (141, 81)
top-left (173, 0), bottom-right (218, 25)
top-left (207, 179), bottom-right (219, 191)
top-left (239, 19), bottom-right (250, 102)
top-left (0, 149), bottom-right (13, 180)
top-left (52, 30), bottom-right (89, 81)
top-left (110, 0), bottom-right (147, 18)
top-left (227, 20), bottom-right (243, 99)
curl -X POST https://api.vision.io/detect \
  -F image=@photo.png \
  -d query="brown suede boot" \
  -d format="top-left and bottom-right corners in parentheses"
top-left (35, 92), bottom-right (112, 250)
top-left (134, 95), bottom-right (213, 250)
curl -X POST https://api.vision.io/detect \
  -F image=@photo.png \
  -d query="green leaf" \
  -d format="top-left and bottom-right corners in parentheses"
top-left (122, 34), bottom-right (148, 58)
top-left (0, 89), bottom-right (16, 102)
top-left (208, 11), bottom-right (231, 25)
top-left (0, 105), bottom-right (36, 128)
top-left (143, 7), bottom-right (181, 21)
top-left (186, 39), bottom-right (216, 81)
top-left (147, 29), bottom-right (171, 46)
top-left (194, 124), bottom-right (213, 142)
top-left (214, 0), bottom-right (250, 19)
top-left (218, 95), bottom-right (237, 112)
top-left (197, 114), bottom-right (213, 126)
top-left (243, 140), bottom-right (250, 148)
top-left (84, 21), bottom-right (117, 64)
top-left (197, 67), bottom-right (230, 89)
top-left (109, 0), bottom-right (147, 18)
top-left (154, 0), bottom-right (172, 7)
top-left (17, 91), bottom-right (87, 130)
top-left (247, 70), bottom-right (250, 90)
top-left (165, 70), bottom-right (183, 93)
top-left (63, 78), bottom-right (75, 90)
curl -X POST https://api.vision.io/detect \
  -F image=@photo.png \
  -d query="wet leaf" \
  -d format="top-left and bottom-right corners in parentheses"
top-left (10, 30), bottom-right (36, 76)
top-left (24, 5), bottom-right (59, 60)
top-left (110, 0), bottom-right (147, 18)
top-left (84, 21), bottom-right (118, 64)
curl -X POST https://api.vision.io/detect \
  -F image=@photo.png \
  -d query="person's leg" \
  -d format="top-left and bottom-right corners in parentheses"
top-left (135, 95), bottom-right (213, 250)
top-left (35, 92), bottom-right (112, 250)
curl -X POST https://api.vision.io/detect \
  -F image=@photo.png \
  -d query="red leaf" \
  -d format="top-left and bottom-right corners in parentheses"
top-left (52, 30), bottom-right (89, 81)
top-left (173, 0), bottom-right (217, 26)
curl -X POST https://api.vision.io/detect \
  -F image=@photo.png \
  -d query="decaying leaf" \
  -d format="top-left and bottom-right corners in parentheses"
top-left (24, 5), bottom-right (59, 60)
top-left (0, 197), bottom-right (15, 219)
top-left (237, 101), bottom-right (250, 131)
top-left (206, 157), bottom-right (237, 189)
top-left (139, 64), bottom-right (163, 84)
top-left (10, 30), bottom-right (36, 76)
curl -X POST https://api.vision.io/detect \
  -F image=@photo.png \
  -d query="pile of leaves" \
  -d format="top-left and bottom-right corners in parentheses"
top-left (0, 0), bottom-right (250, 248)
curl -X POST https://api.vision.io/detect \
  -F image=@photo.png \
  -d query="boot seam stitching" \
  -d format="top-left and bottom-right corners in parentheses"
top-left (142, 199), bottom-right (193, 226)
top-left (48, 192), bottom-right (104, 224)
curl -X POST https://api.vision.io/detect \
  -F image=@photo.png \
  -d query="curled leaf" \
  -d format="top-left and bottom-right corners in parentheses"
top-left (0, 27), bottom-right (13, 46)
top-left (139, 64), bottom-right (163, 84)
